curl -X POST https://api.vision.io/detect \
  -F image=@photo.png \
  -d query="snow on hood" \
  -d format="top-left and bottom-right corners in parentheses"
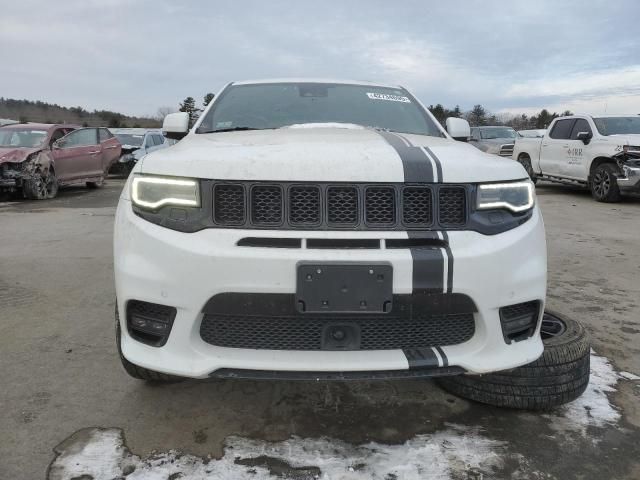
top-left (285, 122), bottom-right (366, 129)
top-left (0, 146), bottom-right (41, 165)
top-left (608, 134), bottom-right (640, 142)
top-left (140, 127), bottom-right (526, 183)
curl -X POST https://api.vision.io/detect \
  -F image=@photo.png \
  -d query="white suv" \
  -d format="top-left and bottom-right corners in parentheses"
top-left (114, 79), bottom-right (569, 406)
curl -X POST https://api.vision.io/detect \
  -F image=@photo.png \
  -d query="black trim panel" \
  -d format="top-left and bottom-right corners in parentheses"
top-left (202, 292), bottom-right (477, 316)
top-left (209, 366), bottom-right (466, 380)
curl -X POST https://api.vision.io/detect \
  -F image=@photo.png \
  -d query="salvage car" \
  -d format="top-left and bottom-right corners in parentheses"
top-left (469, 126), bottom-right (518, 157)
top-left (114, 79), bottom-right (590, 409)
top-left (110, 128), bottom-right (170, 175)
top-left (512, 114), bottom-right (640, 201)
top-left (0, 124), bottom-right (121, 199)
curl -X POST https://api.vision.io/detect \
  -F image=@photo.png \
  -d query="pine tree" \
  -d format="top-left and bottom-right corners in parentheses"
top-left (203, 93), bottom-right (215, 108)
top-left (179, 97), bottom-right (200, 125)
top-left (468, 105), bottom-right (487, 126)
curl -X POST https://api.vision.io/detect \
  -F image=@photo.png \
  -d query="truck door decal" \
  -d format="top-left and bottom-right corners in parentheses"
top-left (567, 147), bottom-right (583, 165)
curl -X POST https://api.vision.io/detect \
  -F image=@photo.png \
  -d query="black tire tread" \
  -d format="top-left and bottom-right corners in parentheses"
top-left (517, 154), bottom-right (538, 185)
top-left (437, 311), bottom-right (590, 410)
top-left (590, 163), bottom-right (621, 203)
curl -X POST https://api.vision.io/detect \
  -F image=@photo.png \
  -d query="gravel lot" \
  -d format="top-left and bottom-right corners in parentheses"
top-left (1, 178), bottom-right (639, 479)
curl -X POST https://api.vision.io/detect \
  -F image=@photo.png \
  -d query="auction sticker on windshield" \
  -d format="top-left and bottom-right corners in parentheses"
top-left (366, 92), bottom-right (411, 103)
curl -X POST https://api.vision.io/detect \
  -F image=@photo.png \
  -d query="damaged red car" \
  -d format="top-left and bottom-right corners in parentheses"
top-left (0, 124), bottom-right (121, 199)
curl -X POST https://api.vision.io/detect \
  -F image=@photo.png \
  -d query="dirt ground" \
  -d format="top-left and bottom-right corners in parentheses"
top-left (1, 179), bottom-right (639, 479)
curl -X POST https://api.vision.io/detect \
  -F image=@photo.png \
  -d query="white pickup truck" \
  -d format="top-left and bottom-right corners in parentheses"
top-left (512, 114), bottom-right (640, 202)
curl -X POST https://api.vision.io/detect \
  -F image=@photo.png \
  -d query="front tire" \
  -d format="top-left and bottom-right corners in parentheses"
top-left (517, 155), bottom-right (537, 184)
top-left (23, 167), bottom-right (58, 200)
top-left (437, 312), bottom-right (590, 410)
top-left (115, 306), bottom-right (183, 383)
top-left (590, 163), bottom-right (621, 202)
top-left (87, 175), bottom-right (105, 189)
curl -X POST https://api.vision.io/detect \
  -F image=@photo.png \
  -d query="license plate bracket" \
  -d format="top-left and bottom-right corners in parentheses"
top-left (296, 263), bottom-right (392, 313)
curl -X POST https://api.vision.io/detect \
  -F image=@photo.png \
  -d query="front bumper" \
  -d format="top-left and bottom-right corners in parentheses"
top-left (617, 165), bottom-right (640, 191)
top-left (114, 200), bottom-right (547, 379)
top-left (0, 178), bottom-right (17, 188)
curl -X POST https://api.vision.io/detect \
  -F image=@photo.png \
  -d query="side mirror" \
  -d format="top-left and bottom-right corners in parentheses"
top-left (446, 117), bottom-right (470, 142)
top-left (162, 112), bottom-right (189, 140)
top-left (576, 131), bottom-right (592, 144)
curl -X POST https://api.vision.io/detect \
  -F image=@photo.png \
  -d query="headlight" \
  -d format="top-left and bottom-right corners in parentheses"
top-left (477, 180), bottom-right (535, 213)
top-left (131, 175), bottom-right (200, 210)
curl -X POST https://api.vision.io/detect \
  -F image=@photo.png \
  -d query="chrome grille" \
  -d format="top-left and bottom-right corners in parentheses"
top-left (499, 144), bottom-right (514, 157)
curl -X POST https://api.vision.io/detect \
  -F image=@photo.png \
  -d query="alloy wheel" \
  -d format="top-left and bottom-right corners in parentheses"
top-left (540, 312), bottom-right (567, 339)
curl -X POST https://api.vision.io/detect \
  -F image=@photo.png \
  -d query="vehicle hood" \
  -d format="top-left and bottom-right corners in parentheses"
top-left (0, 146), bottom-right (41, 165)
top-left (140, 127), bottom-right (527, 183)
top-left (608, 134), bottom-right (640, 144)
top-left (479, 138), bottom-right (515, 145)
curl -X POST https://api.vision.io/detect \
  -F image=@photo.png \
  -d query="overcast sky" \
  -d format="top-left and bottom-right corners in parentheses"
top-left (2, 0), bottom-right (639, 118)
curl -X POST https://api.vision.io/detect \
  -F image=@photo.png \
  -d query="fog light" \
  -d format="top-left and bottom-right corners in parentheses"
top-left (126, 300), bottom-right (176, 347)
top-left (499, 301), bottom-right (540, 344)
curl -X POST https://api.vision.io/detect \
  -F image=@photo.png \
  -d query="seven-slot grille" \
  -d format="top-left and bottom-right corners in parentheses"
top-left (212, 182), bottom-right (467, 230)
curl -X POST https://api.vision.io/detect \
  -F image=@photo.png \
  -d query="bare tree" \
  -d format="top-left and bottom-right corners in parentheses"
top-left (155, 106), bottom-right (176, 121)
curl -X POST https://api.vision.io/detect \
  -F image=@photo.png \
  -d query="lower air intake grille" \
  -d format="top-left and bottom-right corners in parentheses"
top-left (200, 312), bottom-right (475, 351)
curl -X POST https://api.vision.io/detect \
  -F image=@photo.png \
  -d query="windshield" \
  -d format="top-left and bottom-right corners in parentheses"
top-left (197, 83), bottom-right (442, 136)
top-left (593, 117), bottom-right (640, 136)
top-left (115, 133), bottom-right (144, 147)
top-left (480, 127), bottom-right (517, 140)
top-left (0, 128), bottom-right (48, 148)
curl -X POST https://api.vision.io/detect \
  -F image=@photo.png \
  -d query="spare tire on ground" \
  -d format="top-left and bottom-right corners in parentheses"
top-left (437, 312), bottom-right (590, 410)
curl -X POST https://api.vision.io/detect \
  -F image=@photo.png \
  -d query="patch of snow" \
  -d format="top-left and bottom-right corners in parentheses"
top-left (547, 351), bottom-right (624, 438)
top-left (618, 371), bottom-right (640, 381)
top-left (49, 352), bottom-right (635, 479)
top-left (49, 425), bottom-right (537, 480)
top-left (285, 122), bottom-right (365, 129)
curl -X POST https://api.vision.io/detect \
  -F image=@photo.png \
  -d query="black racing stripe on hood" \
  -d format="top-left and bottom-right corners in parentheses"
top-left (372, 129), bottom-right (452, 295)
top-left (375, 130), bottom-right (434, 182)
top-left (423, 146), bottom-right (443, 183)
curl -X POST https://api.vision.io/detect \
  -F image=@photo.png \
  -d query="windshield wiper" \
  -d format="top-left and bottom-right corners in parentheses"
top-left (196, 126), bottom-right (271, 134)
